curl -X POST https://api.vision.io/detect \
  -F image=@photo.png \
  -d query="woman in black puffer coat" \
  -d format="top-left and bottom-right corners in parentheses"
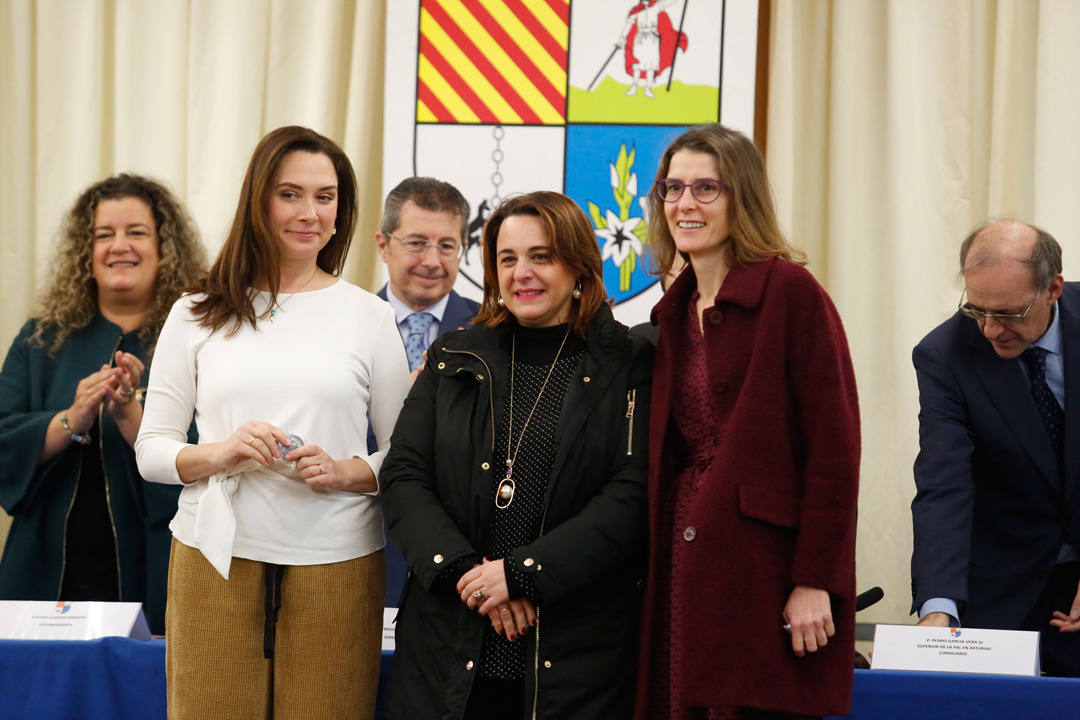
top-left (381, 191), bottom-right (652, 720)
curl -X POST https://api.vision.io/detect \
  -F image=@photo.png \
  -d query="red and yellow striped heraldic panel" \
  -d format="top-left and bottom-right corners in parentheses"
top-left (417, 0), bottom-right (570, 125)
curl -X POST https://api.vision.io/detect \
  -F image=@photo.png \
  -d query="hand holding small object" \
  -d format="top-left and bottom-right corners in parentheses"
top-left (220, 422), bottom-right (290, 470)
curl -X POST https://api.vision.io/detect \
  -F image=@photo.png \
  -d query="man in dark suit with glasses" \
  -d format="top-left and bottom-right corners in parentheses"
top-left (911, 219), bottom-right (1080, 676)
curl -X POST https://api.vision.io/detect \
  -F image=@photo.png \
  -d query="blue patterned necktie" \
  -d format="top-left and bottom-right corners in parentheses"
top-left (1021, 346), bottom-right (1064, 469)
top-left (404, 312), bottom-right (436, 371)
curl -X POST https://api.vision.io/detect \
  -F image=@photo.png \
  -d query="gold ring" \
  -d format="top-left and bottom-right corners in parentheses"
top-left (500, 605), bottom-right (511, 614)
top-left (247, 436), bottom-right (256, 446)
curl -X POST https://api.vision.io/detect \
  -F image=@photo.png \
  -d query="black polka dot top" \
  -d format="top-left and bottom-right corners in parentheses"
top-left (479, 322), bottom-right (585, 680)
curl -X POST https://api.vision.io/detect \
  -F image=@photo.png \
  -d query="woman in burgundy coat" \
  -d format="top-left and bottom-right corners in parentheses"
top-left (635, 124), bottom-right (860, 719)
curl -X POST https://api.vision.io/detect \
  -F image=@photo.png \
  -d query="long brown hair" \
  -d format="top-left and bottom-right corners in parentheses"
top-left (190, 126), bottom-right (358, 334)
top-left (474, 191), bottom-right (607, 337)
top-left (646, 124), bottom-right (804, 276)
top-left (31, 173), bottom-right (205, 355)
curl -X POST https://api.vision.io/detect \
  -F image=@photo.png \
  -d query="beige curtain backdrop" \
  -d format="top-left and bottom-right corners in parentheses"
top-left (0, 0), bottom-right (388, 553)
top-left (768, 0), bottom-right (1080, 625)
top-left (3, 0), bottom-right (1079, 629)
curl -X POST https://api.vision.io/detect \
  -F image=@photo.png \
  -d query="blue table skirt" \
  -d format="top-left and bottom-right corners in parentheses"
top-left (3, 639), bottom-right (1079, 720)
top-left (827, 668), bottom-right (1080, 720)
top-left (0, 637), bottom-right (395, 720)
top-left (0, 637), bottom-right (167, 719)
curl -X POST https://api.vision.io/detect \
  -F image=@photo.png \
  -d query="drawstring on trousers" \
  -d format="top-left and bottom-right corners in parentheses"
top-left (263, 564), bottom-right (286, 659)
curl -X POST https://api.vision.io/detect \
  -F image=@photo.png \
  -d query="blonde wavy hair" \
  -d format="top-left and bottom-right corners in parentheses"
top-left (30, 173), bottom-right (207, 355)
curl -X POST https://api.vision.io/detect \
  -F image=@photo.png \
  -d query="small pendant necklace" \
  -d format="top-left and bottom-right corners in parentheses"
top-left (268, 267), bottom-right (319, 321)
top-left (495, 326), bottom-right (572, 510)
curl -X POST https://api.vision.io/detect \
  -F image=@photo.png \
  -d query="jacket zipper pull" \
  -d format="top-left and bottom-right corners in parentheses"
top-left (625, 389), bottom-right (636, 456)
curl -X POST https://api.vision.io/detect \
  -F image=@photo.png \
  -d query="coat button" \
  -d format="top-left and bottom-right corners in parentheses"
top-left (708, 309), bottom-right (724, 325)
top-left (543, 660), bottom-right (552, 668)
top-left (481, 462), bottom-right (490, 471)
top-left (437, 362), bottom-right (446, 369)
top-left (583, 376), bottom-right (591, 383)
top-left (476, 374), bottom-right (484, 381)
top-left (466, 660), bottom-right (474, 670)
top-left (683, 526), bottom-right (696, 542)
top-left (433, 554), bottom-right (444, 564)
top-left (523, 557), bottom-right (535, 567)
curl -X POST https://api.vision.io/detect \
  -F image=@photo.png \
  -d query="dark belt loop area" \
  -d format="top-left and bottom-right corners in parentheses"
top-left (263, 563), bottom-right (287, 659)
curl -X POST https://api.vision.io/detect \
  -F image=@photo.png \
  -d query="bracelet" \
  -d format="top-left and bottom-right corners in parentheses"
top-left (60, 415), bottom-right (91, 445)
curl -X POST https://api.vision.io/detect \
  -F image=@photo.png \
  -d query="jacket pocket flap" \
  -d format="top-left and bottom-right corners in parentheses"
top-left (737, 483), bottom-right (800, 529)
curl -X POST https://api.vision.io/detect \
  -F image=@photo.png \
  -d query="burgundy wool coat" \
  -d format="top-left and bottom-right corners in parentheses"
top-left (634, 256), bottom-right (860, 717)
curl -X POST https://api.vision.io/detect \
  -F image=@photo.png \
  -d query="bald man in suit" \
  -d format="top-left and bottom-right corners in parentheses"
top-left (911, 220), bottom-right (1080, 676)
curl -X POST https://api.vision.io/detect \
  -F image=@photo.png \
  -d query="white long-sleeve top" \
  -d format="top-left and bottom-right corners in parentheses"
top-left (135, 279), bottom-right (412, 572)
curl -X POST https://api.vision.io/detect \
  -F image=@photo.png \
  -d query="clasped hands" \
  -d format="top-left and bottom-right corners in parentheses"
top-left (457, 558), bottom-right (536, 643)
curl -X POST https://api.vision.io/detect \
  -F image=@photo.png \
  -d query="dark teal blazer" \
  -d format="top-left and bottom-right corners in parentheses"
top-left (0, 314), bottom-right (183, 634)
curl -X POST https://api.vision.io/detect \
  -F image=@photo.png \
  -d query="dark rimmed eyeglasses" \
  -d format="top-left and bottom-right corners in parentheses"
top-left (387, 233), bottom-right (464, 259)
top-left (957, 289), bottom-right (1038, 324)
top-left (654, 178), bottom-right (729, 204)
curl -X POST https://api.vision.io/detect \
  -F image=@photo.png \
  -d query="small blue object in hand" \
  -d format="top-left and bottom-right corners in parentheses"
top-left (277, 434), bottom-right (304, 458)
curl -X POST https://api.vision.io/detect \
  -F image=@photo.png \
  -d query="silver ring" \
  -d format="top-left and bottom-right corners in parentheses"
top-left (120, 388), bottom-right (134, 398)
top-left (472, 588), bottom-right (486, 602)
top-left (319, 464), bottom-right (326, 474)
top-left (247, 436), bottom-right (256, 446)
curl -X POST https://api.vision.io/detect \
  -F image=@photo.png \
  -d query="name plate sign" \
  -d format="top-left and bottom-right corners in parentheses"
top-left (0, 601), bottom-right (151, 641)
top-left (871, 624), bottom-right (1039, 676)
top-left (382, 607), bottom-right (396, 652)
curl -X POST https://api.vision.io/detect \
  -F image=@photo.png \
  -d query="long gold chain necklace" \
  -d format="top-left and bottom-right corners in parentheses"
top-left (495, 326), bottom-right (572, 510)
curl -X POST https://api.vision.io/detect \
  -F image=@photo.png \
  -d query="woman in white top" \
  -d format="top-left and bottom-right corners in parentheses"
top-left (136, 126), bottom-right (412, 720)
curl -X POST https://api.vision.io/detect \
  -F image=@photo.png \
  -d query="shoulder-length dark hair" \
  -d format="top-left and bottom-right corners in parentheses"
top-left (190, 125), bottom-right (358, 334)
top-left (474, 191), bottom-right (607, 337)
top-left (646, 124), bottom-right (805, 276)
top-left (31, 173), bottom-right (205, 356)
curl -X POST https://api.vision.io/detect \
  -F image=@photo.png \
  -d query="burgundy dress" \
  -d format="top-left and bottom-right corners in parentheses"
top-left (648, 295), bottom-right (815, 720)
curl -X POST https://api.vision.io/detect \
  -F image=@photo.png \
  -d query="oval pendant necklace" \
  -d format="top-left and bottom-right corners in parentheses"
top-left (495, 327), bottom-right (571, 510)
